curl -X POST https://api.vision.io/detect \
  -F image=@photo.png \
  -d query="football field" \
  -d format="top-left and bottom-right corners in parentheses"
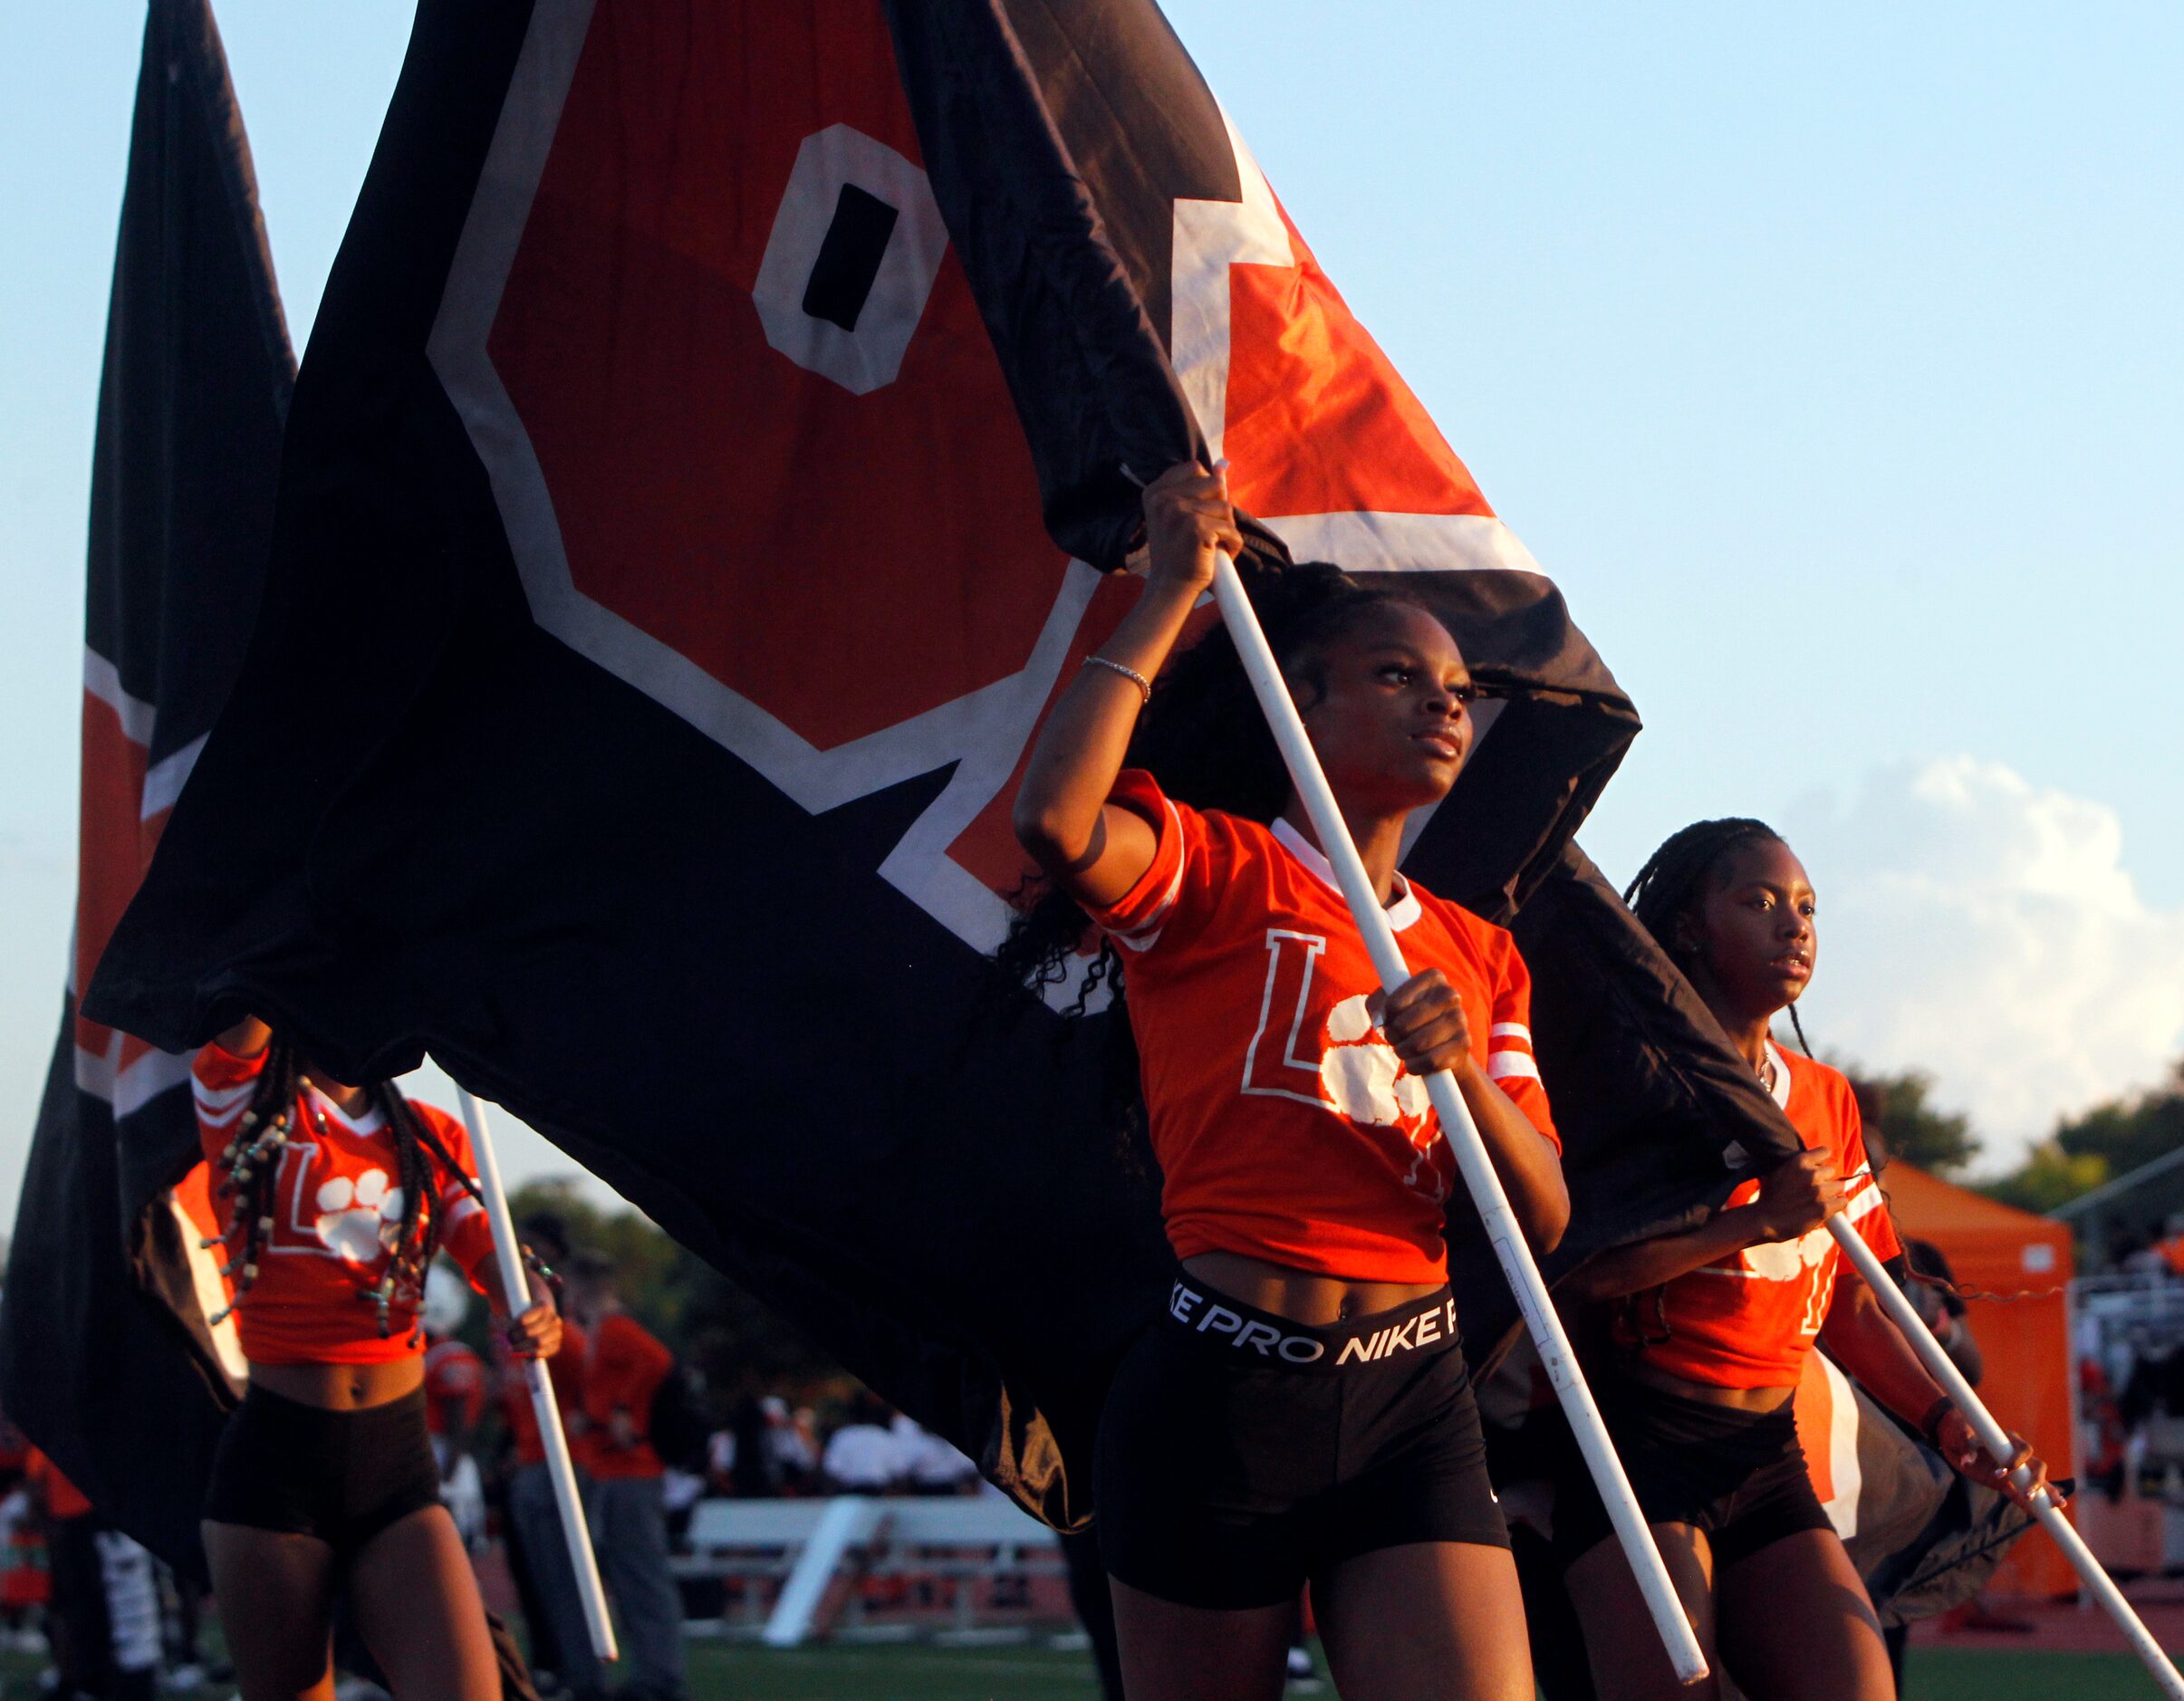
top-left (677, 1639), bottom-right (2157, 1699)
top-left (0, 1632), bottom-right (2160, 1700)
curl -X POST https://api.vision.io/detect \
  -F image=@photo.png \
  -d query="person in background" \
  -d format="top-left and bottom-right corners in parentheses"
top-left (423, 1267), bottom-right (491, 1550)
top-left (889, 1413), bottom-right (979, 1496)
top-left (715, 1398), bottom-right (765, 1499)
top-left (492, 1313), bottom-right (592, 1701)
top-left (2153, 1216), bottom-right (2184, 1280)
top-left (1899, 1240), bottom-right (1981, 1388)
top-left (767, 1399), bottom-right (818, 1494)
top-left (0, 1411), bottom-right (42, 1651)
top-left (27, 1449), bottom-right (159, 1701)
top-left (704, 1422), bottom-right (739, 1499)
top-left (488, 1215), bottom-right (583, 1700)
top-left (819, 1392), bottom-right (903, 1494)
top-left (1886, 1238), bottom-right (2006, 1683)
top-left (2121, 1225), bottom-right (2170, 1278)
top-left (564, 1251), bottom-right (685, 1701)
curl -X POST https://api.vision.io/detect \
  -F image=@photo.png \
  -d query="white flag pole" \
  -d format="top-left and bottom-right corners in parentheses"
top-left (1207, 555), bottom-right (1708, 1685)
top-left (453, 1084), bottom-right (621, 1664)
top-left (1825, 1216), bottom-right (2182, 1697)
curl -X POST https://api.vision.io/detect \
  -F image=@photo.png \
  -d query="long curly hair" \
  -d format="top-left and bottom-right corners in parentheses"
top-left (994, 560), bottom-right (1445, 1138)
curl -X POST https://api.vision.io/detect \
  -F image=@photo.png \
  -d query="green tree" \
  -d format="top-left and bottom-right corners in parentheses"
top-left (2054, 1059), bottom-right (2184, 1179)
top-left (1842, 1067), bottom-right (1978, 1176)
top-left (1981, 1141), bottom-right (2110, 1214)
top-left (1973, 1058), bottom-right (2184, 1217)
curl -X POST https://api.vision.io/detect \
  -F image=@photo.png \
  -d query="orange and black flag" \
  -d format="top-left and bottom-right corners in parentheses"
top-left (86, 0), bottom-right (1775, 1530)
top-left (0, 0), bottom-right (286, 1577)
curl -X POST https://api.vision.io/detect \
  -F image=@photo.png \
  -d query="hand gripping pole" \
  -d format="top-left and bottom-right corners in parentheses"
top-left (1208, 557), bottom-right (1709, 1685)
top-left (1826, 1215), bottom-right (2183, 1697)
top-left (455, 1086), bottom-right (621, 1664)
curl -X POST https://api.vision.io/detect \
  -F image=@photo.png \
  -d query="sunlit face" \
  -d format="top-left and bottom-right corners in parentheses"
top-left (1292, 601), bottom-right (1476, 816)
top-left (1677, 838), bottom-right (1818, 1025)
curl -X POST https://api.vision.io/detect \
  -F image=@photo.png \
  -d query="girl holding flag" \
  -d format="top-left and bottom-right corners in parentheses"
top-left (1554, 819), bottom-right (2058, 1701)
top-left (190, 1016), bottom-right (561, 1701)
top-left (1009, 463), bottom-right (1567, 1700)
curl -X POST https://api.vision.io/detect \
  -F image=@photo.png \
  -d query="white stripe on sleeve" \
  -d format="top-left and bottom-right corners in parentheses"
top-left (192, 1076), bottom-right (255, 1111)
top-left (443, 1193), bottom-right (485, 1227)
top-left (193, 1077), bottom-right (256, 1129)
top-left (1486, 1051), bottom-right (1542, 1083)
top-left (1106, 801), bottom-right (1187, 954)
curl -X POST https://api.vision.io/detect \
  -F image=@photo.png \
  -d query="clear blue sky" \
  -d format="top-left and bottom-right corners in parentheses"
top-left (3, 4), bottom-right (2179, 1208)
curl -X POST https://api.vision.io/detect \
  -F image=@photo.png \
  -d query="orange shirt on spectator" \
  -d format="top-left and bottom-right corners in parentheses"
top-left (582, 1313), bottom-right (672, 1480)
top-left (500, 1321), bottom-right (588, 1468)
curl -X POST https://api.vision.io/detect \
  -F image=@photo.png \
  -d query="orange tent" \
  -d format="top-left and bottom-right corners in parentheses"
top-left (1882, 1162), bottom-right (2076, 1598)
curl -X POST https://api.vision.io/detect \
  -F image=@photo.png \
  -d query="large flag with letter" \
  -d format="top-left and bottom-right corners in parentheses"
top-left (0, 0), bottom-right (291, 1575)
top-left (87, 0), bottom-right (1788, 1528)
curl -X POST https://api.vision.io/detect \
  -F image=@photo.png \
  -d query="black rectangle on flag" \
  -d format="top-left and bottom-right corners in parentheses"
top-left (803, 183), bottom-right (902, 331)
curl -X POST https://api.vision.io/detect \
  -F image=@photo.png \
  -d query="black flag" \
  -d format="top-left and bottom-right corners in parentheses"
top-left (0, 0), bottom-right (293, 1576)
top-left (86, 0), bottom-right (1791, 1530)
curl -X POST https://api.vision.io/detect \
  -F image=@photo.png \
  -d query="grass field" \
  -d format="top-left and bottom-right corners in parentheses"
top-left (669, 1640), bottom-right (2159, 1700)
top-left (2, 1636), bottom-right (2161, 1700)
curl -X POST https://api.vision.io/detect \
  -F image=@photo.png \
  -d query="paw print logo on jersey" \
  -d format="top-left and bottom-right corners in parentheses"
top-left (1242, 937), bottom-right (1451, 1200)
top-left (1321, 995), bottom-right (1445, 1201)
top-left (1744, 1224), bottom-right (1839, 1336)
top-left (314, 1170), bottom-right (406, 1265)
top-left (1319, 995), bottom-right (1430, 1128)
top-left (1743, 1225), bottom-right (1833, 1283)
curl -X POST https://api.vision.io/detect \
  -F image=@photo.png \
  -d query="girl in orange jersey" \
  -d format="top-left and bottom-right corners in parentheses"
top-left (1007, 463), bottom-right (1567, 1701)
top-left (1554, 819), bottom-right (2058, 1701)
top-left (191, 1016), bottom-right (561, 1701)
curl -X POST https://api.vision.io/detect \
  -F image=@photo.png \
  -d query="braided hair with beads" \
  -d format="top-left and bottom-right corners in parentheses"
top-left (1615, 818), bottom-right (1818, 1349)
top-left (204, 1043), bottom-right (489, 1344)
top-left (1621, 815), bottom-right (1814, 1057)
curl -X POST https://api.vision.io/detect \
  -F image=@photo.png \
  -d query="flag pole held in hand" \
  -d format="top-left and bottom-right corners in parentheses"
top-left (1206, 553), bottom-right (1709, 1687)
top-left (454, 1084), bottom-right (620, 1664)
top-left (1825, 1216), bottom-right (2183, 1698)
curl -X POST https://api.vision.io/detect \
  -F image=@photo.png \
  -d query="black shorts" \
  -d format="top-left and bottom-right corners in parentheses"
top-left (1554, 1376), bottom-right (1833, 1571)
top-left (202, 1384), bottom-right (443, 1559)
top-left (1095, 1277), bottom-right (1508, 1610)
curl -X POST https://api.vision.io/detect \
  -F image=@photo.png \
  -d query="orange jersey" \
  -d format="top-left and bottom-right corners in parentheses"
top-left (424, 1338), bottom-right (488, 1436)
top-left (1620, 1042), bottom-right (1901, 1388)
top-left (500, 1321), bottom-right (587, 1467)
top-left (1083, 772), bottom-right (1558, 1285)
top-left (192, 1043), bottom-right (498, 1365)
top-left (581, 1313), bottom-right (674, 1479)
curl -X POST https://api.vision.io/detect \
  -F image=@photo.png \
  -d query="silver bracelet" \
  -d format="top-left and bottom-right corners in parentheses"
top-left (1082, 654), bottom-right (1152, 704)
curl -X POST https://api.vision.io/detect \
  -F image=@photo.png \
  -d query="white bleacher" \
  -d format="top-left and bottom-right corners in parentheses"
top-left (858, 1496), bottom-right (1066, 1638)
top-left (672, 1498), bottom-right (829, 1636)
top-left (671, 1494), bottom-right (1063, 1645)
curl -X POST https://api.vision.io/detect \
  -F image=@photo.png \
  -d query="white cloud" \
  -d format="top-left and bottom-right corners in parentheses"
top-left (1781, 758), bottom-right (2184, 1173)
